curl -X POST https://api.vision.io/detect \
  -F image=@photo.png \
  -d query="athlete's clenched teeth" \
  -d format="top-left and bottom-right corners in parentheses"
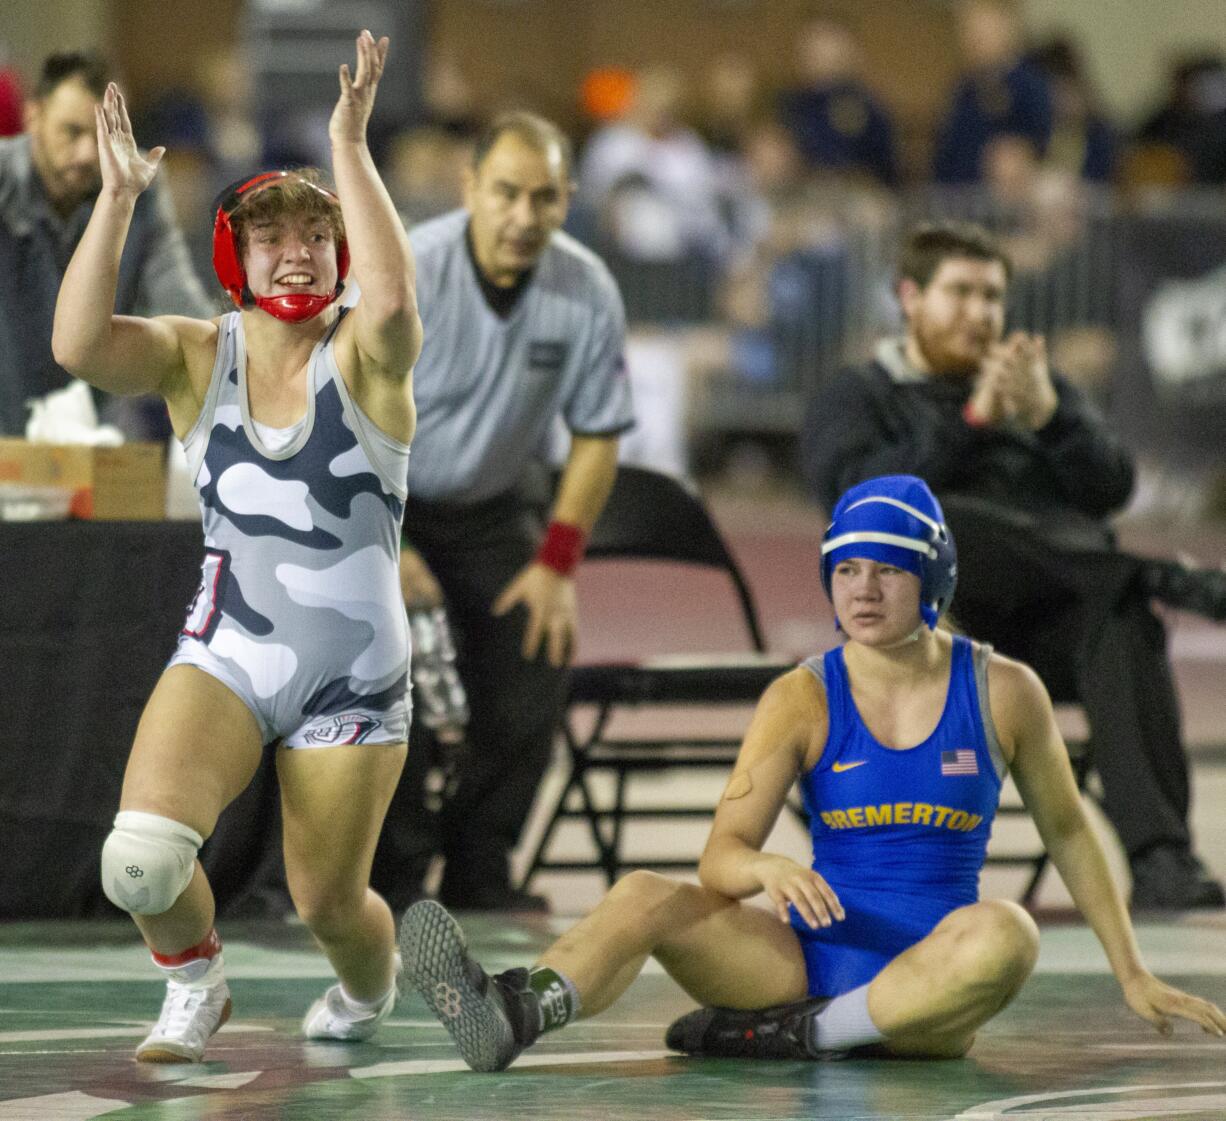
top-left (276, 274), bottom-right (315, 286)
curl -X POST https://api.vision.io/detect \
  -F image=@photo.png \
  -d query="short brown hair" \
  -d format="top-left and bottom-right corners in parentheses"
top-left (36, 51), bottom-right (109, 100)
top-left (899, 221), bottom-right (1012, 288)
top-left (230, 168), bottom-right (345, 257)
top-left (471, 111), bottom-right (574, 180)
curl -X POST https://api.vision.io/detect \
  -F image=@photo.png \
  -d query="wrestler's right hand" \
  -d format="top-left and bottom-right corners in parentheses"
top-left (752, 854), bottom-right (845, 930)
top-left (330, 29), bottom-right (388, 146)
top-left (95, 83), bottom-right (163, 198)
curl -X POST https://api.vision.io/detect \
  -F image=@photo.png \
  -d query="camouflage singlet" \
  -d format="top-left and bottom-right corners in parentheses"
top-left (168, 309), bottom-right (411, 747)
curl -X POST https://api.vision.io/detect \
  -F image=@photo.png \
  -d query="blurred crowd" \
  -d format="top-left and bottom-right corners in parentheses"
top-left (3, 0), bottom-right (1226, 470)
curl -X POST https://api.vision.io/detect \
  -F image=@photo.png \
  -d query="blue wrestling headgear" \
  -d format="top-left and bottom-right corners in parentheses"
top-left (820, 475), bottom-right (957, 630)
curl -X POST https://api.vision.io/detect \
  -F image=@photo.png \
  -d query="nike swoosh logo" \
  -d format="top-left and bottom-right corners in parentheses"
top-left (832, 760), bottom-right (868, 773)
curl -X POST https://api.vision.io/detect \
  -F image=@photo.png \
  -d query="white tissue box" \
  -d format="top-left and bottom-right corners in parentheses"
top-left (0, 439), bottom-right (165, 520)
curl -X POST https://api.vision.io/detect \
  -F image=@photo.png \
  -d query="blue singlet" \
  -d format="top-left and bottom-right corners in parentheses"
top-left (792, 635), bottom-right (1005, 997)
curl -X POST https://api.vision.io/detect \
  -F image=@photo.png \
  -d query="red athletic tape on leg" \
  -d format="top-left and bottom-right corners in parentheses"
top-left (152, 928), bottom-right (222, 967)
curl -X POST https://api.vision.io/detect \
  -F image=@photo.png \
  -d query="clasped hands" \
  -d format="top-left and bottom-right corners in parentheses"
top-left (965, 331), bottom-right (1058, 431)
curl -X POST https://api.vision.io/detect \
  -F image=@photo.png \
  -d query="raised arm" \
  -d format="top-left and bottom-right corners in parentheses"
top-left (52, 83), bottom-right (187, 396)
top-left (698, 668), bottom-right (845, 931)
top-left (330, 31), bottom-right (422, 405)
top-left (996, 656), bottom-right (1226, 1038)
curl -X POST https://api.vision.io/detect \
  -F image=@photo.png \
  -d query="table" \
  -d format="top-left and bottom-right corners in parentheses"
top-left (0, 521), bottom-right (285, 919)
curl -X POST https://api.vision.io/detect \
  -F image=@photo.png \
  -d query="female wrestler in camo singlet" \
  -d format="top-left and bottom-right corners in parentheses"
top-left (52, 31), bottom-right (420, 1062)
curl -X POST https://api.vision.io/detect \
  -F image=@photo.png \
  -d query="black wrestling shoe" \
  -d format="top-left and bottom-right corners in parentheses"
top-left (665, 997), bottom-right (832, 1060)
top-left (1130, 845), bottom-right (1226, 911)
top-left (399, 900), bottom-right (540, 1071)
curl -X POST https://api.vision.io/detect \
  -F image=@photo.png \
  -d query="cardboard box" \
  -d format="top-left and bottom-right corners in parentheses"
top-left (0, 439), bottom-right (165, 520)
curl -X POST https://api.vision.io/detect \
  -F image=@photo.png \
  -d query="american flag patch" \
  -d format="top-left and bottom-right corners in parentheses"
top-left (941, 749), bottom-right (978, 776)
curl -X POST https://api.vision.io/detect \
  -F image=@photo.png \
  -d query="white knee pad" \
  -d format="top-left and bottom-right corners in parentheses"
top-left (100, 811), bottom-right (203, 916)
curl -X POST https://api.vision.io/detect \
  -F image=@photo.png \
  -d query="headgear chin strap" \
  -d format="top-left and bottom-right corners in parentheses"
top-left (253, 293), bottom-right (338, 324)
top-left (820, 474), bottom-right (957, 631)
top-left (212, 170), bottom-right (350, 323)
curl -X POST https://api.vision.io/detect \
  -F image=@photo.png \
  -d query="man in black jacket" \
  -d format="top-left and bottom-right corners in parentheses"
top-left (803, 221), bottom-right (1225, 910)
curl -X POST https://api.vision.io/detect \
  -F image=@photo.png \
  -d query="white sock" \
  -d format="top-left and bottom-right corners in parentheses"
top-left (339, 983), bottom-right (393, 1017)
top-left (806, 984), bottom-right (885, 1053)
top-left (152, 951), bottom-right (223, 989)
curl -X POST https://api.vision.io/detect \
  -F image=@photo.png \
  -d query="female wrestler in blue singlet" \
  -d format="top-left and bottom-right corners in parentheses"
top-left (53, 31), bottom-right (420, 1063)
top-left (399, 474), bottom-right (1226, 1072)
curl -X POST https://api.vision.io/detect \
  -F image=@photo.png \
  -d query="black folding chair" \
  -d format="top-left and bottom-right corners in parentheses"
top-left (521, 466), bottom-right (797, 889)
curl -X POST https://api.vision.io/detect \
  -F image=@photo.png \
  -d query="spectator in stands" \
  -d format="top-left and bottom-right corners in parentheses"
top-left (977, 135), bottom-right (1085, 267)
top-left (933, 0), bottom-right (1052, 184)
top-left (718, 124), bottom-right (854, 391)
top-left (695, 53), bottom-right (761, 160)
top-left (195, 45), bottom-right (262, 178)
top-left (778, 16), bottom-right (899, 188)
top-left (578, 65), bottom-right (730, 263)
top-left (1028, 36), bottom-right (1116, 183)
top-left (802, 221), bottom-right (1226, 911)
top-left (385, 125), bottom-right (470, 227)
top-left (691, 54), bottom-right (764, 253)
top-left (0, 51), bottom-right (211, 437)
top-left (704, 117), bottom-right (898, 398)
top-left (421, 48), bottom-right (483, 141)
top-left (1134, 55), bottom-right (1226, 186)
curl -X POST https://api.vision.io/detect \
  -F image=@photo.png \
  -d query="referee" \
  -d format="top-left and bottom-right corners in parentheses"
top-left (371, 112), bottom-right (634, 912)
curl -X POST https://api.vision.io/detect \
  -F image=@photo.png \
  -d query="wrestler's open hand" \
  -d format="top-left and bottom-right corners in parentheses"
top-left (493, 562), bottom-right (577, 668)
top-left (95, 83), bottom-right (163, 198)
top-left (330, 29), bottom-right (388, 145)
top-left (1120, 971), bottom-right (1226, 1038)
top-left (752, 854), bottom-right (845, 930)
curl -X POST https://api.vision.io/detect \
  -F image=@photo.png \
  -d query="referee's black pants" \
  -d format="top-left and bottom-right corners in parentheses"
top-left (371, 488), bottom-right (570, 908)
top-left (941, 498), bottom-right (1192, 860)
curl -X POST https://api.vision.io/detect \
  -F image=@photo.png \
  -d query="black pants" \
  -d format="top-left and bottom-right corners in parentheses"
top-left (942, 498), bottom-right (1191, 858)
top-left (370, 489), bottom-right (570, 907)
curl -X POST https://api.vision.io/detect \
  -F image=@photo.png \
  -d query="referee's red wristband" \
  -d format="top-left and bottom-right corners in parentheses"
top-left (536, 521), bottom-right (587, 577)
top-left (962, 401), bottom-right (989, 428)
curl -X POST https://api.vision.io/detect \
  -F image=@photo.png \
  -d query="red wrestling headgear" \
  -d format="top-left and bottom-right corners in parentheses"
top-left (212, 171), bottom-right (350, 324)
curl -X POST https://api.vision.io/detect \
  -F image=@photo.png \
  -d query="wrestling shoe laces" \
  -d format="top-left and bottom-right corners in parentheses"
top-left (135, 969), bottom-right (232, 1063)
top-left (400, 899), bottom-right (540, 1072)
top-left (665, 996), bottom-right (833, 1060)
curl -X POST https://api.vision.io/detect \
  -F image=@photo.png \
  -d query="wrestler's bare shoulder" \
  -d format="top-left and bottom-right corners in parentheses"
top-left (156, 315), bottom-right (225, 431)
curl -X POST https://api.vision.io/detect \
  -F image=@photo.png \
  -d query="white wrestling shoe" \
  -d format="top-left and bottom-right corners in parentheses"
top-left (135, 973), bottom-right (233, 1063)
top-left (302, 982), bottom-right (396, 1042)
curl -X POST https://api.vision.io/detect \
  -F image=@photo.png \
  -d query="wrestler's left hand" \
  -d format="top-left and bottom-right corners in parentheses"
top-left (95, 83), bottom-right (163, 198)
top-left (330, 29), bottom-right (388, 145)
top-left (493, 562), bottom-right (578, 668)
top-left (1120, 970), bottom-right (1226, 1037)
top-left (752, 853), bottom-right (845, 930)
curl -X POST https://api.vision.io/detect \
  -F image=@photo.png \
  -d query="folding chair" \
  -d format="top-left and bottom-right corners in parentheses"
top-left (520, 466), bottom-right (796, 889)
